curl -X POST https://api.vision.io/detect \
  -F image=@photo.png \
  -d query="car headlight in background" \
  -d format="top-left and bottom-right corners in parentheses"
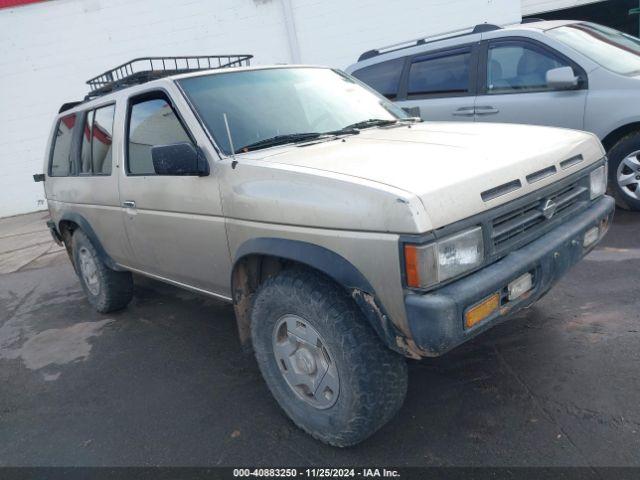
top-left (590, 164), bottom-right (607, 200)
top-left (404, 227), bottom-right (484, 289)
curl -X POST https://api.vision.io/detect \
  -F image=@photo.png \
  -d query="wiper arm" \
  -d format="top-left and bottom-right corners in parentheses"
top-left (320, 127), bottom-right (360, 136)
top-left (340, 118), bottom-right (399, 130)
top-left (329, 117), bottom-right (420, 135)
top-left (236, 128), bottom-right (364, 153)
top-left (233, 117), bottom-right (422, 153)
top-left (235, 132), bottom-right (322, 153)
top-left (398, 116), bottom-right (423, 123)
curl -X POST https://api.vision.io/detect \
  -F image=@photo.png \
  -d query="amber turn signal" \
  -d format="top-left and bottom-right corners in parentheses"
top-left (465, 293), bottom-right (500, 329)
top-left (404, 244), bottom-right (420, 288)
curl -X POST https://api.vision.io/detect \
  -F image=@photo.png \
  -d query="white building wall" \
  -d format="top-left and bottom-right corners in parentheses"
top-left (291, 0), bottom-right (521, 69)
top-left (0, 0), bottom-right (521, 218)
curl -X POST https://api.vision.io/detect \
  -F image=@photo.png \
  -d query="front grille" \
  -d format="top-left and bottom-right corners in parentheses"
top-left (491, 179), bottom-right (588, 251)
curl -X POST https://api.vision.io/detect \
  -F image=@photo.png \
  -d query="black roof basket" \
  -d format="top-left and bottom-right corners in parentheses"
top-left (85, 55), bottom-right (253, 99)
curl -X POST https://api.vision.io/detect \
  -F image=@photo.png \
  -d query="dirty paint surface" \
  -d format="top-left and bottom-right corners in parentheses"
top-left (0, 210), bottom-right (638, 467)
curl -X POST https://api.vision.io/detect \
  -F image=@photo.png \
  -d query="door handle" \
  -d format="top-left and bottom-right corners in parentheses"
top-left (475, 106), bottom-right (500, 115)
top-left (122, 201), bottom-right (136, 209)
top-left (453, 107), bottom-right (475, 117)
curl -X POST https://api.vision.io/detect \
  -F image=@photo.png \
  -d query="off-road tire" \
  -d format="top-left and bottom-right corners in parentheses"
top-left (250, 268), bottom-right (408, 447)
top-left (71, 230), bottom-right (133, 313)
top-left (608, 132), bottom-right (640, 211)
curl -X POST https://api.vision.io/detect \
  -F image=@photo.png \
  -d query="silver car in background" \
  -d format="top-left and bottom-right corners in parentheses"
top-left (346, 20), bottom-right (640, 211)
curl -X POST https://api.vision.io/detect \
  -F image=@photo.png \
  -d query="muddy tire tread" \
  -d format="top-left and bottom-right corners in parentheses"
top-left (251, 268), bottom-right (408, 447)
top-left (72, 230), bottom-right (133, 313)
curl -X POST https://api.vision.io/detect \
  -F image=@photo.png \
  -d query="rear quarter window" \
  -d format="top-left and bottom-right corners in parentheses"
top-left (351, 57), bottom-right (405, 99)
top-left (49, 113), bottom-right (77, 177)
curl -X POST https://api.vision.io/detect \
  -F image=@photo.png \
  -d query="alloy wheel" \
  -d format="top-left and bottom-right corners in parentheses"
top-left (617, 150), bottom-right (640, 201)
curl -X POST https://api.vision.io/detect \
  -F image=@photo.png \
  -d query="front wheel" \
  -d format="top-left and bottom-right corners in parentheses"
top-left (608, 132), bottom-right (640, 211)
top-left (250, 269), bottom-right (408, 447)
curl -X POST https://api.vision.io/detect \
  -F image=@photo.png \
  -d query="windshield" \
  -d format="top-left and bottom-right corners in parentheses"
top-left (178, 67), bottom-right (408, 155)
top-left (547, 22), bottom-right (640, 76)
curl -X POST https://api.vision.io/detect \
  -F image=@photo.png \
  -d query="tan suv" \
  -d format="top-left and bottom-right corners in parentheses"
top-left (40, 55), bottom-right (614, 446)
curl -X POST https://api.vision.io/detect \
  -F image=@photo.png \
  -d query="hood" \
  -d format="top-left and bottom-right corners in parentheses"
top-left (251, 122), bottom-right (604, 230)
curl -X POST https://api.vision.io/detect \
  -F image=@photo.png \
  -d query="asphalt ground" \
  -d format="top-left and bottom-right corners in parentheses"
top-left (0, 209), bottom-right (639, 468)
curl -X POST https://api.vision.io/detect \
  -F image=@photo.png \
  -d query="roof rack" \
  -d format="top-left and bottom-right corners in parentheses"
top-left (85, 55), bottom-right (253, 98)
top-left (357, 23), bottom-right (502, 62)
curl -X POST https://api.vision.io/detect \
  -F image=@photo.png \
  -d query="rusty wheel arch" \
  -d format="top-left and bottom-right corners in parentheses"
top-left (230, 250), bottom-right (422, 359)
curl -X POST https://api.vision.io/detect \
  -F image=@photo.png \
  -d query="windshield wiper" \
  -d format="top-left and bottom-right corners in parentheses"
top-left (235, 127), bottom-right (364, 153)
top-left (340, 118), bottom-right (399, 130)
top-left (328, 117), bottom-right (422, 135)
top-left (234, 118), bottom-right (408, 153)
top-left (235, 133), bottom-right (322, 153)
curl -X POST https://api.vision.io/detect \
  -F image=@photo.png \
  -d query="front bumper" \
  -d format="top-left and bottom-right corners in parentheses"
top-left (404, 195), bottom-right (615, 357)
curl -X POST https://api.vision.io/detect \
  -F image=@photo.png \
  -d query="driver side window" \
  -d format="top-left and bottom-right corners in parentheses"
top-left (487, 42), bottom-right (568, 94)
top-left (127, 95), bottom-right (192, 175)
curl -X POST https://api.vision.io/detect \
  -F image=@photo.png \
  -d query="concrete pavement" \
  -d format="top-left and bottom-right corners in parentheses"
top-left (0, 211), bottom-right (64, 275)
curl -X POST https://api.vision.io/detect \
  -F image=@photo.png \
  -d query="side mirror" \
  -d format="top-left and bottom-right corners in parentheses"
top-left (546, 66), bottom-right (579, 90)
top-left (151, 142), bottom-right (209, 176)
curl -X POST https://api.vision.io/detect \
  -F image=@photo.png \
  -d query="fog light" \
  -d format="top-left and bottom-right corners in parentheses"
top-left (465, 293), bottom-right (500, 329)
top-left (583, 226), bottom-right (599, 248)
top-left (508, 272), bottom-right (533, 301)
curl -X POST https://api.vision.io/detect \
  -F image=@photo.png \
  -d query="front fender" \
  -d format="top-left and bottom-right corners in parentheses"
top-left (234, 238), bottom-right (374, 294)
top-left (232, 238), bottom-right (415, 357)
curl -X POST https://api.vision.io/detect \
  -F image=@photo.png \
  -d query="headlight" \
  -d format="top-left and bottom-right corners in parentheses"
top-left (404, 227), bottom-right (484, 289)
top-left (590, 164), bottom-right (607, 199)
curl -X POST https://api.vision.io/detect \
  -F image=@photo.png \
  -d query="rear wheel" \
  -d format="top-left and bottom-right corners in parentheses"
top-left (250, 268), bottom-right (408, 447)
top-left (72, 230), bottom-right (133, 313)
top-left (608, 133), bottom-right (640, 211)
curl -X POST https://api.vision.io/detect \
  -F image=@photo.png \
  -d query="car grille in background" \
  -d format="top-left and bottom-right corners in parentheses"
top-left (491, 179), bottom-right (588, 251)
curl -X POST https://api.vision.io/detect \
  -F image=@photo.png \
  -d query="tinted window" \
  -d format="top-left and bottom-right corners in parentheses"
top-left (80, 110), bottom-right (94, 174)
top-left (79, 105), bottom-right (115, 175)
top-left (127, 97), bottom-right (191, 175)
top-left (50, 113), bottom-right (76, 177)
top-left (92, 105), bottom-right (115, 174)
top-left (487, 43), bottom-right (567, 93)
top-left (351, 58), bottom-right (405, 99)
top-left (408, 50), bottom-right (471, 96)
